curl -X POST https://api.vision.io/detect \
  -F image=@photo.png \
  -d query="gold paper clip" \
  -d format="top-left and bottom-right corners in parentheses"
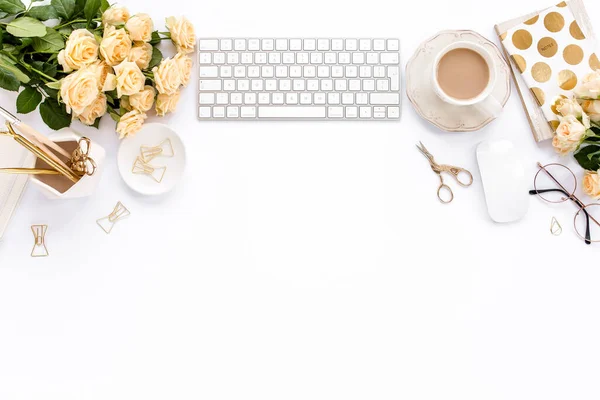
top-left (550, 216), bottom-right (562, 236)
top-left (140, 139), bottom-right (174, 163)
top-left (132, 157), bottom-right (166, 183)
top-left (97, 202), bottom-right (130, 234)
top-left (31, 225), bottom-right (49, 257)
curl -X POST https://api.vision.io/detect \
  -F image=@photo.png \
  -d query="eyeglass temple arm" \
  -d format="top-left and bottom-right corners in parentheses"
top-left (529, 188), bottom-right (592, 245)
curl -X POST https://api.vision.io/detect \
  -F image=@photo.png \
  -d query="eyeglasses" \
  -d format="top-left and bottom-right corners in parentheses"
top-left (529, 162), bottom-right (600, 245)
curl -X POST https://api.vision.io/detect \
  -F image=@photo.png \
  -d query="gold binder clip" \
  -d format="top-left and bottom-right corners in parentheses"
top-left (97, 202), bottom-right (130, 234)
top-left (132, 157), bottom-right (166, 183)
top-left (31, 224), bottom-right (49, 257)
top-left (550, 216), bottom-right (562, 236)
top-left (140, 139), bottom-right (174, 163)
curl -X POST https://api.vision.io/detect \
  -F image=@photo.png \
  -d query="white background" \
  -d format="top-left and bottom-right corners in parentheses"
top-left (1, 0), bottom-right (600, 398)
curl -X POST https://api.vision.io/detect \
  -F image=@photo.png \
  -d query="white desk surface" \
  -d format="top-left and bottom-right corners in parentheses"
top-left (1, 0), bottom-right (599, 398)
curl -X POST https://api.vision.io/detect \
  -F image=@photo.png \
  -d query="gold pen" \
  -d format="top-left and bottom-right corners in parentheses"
top-left (0, 168), bottom-right (61, 175)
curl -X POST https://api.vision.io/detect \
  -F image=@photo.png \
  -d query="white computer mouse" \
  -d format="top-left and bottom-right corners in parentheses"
top-left (476, 139), bottom-right (529, 223)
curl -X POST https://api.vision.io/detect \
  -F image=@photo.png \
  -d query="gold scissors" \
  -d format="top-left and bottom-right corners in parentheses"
top-left (416, 142), bottom-right (473, 203)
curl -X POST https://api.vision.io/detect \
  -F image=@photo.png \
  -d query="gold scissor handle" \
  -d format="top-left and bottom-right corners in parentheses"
top-left (437, 182), bottom-right (454, 204)
top-left (441, 166), bottom-right (473, 187)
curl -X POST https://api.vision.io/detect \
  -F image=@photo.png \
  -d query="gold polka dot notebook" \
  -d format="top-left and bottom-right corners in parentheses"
top-left (501, 1), bottom-right (598, 131)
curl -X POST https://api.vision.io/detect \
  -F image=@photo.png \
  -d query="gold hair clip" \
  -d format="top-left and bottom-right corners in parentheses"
top-left (550, 216), bottom-right (562, 236)
top-left (132, 157), bottom-right (166, 183)
top-left (140, 139), bottom-right (174, 163)
top-left (31, 224), bottom-right (48, 257)
top-left (97, 202), bottom-right (130, 234)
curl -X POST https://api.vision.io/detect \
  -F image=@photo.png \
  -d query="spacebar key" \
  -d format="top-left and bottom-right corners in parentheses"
top-left (258, 106), bottom-right (326, 118)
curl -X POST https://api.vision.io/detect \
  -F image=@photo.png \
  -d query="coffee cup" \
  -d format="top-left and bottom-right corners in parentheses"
top-left (432, 41), bottom-right (503, 118)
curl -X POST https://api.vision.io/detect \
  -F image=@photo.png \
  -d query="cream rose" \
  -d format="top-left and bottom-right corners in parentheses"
top-left (155, 91), bottom-right (180, 116)
top-left (102, 5), bottom-right (130, 27)
top-left (552, 115), bottom-right (587, 155)
top-left (129, 85), bottom-right (155, 112)
top-left (100, 25), bottom-right (132, 66)
top-left (77, 93), bottom-right (107, 125)
top-left (60, 68), bottom-right (100, 115)
top-left (113, 59), bottom-right (145, 97)
top-left (152, 57), bottom-right (181, 95)
top-left (575, 70), bottom-right (600, 100)
top-left (582, 100), bottom-right (600, 123)
top-left (556, 97), bottom-right (584, 118)
top-left (116, 110), bottom-right (147, 139)
top-left (125, 13), bottom-right (153, 42)
top-left (166, 16), bottom-right (195, 54)
top-left (129, 42), bottom-right (153, 70)
top-left (57, 29), bottom-right (99, 72)
top-left (583, 170), bottom-right (600, 198)
top-left (174, 52), bottom-right (192, 86)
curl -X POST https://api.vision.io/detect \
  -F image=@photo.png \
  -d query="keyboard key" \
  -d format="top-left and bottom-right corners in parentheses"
top-left (213, 106), bottom-right (225, 117)
top-left (359, 106), bottom-right (372, 118)
top-left (314, 93), bottom-right (326, 104)
top-left (283, 53), bottom-right (295, 64)
top-left (199, 66), bottom-right (218, 77)
top-left (290, 39), bottom-right (302, 50)
top-left (388, 66), bottom-right (400, 90)
top-left (244, 93), bottom-right (256, 104)
top-left (234, 39), bottom-right (246, 50)
top-left (356, 93), bottom-right (368, 104)
top-left (251, 79), bottom-right (264, 91)
top-left (300, 93), bottom-right (312, 104)
top-left (380, 53), bottom-right (399, 64)
top-left (359, 39), bottom-right (371, 51)
top-left (304, 66), bottom-right (316, 78)
top-left (321, 79), bottom-right (332, 91)
top-left (199, 106), bottom-right (211, 117)
top-left (307, 80), bottom-right (319, 91)
top-left (388, 106), bottom-right (400, 118)
top-left (373, 66), bottom-right (385, 78)
top-left (213, 53), bottom-right (225, 64)
top-left (262, 66), bottom-right (274, 77)
top-left (276, 39), bottom-right (288, 50)
top-left (359, 66), bottom-right (371, 78)
top-left (349, 79), bottom-right (361, 91)
top-left (227, 106), bottom-right (239, 117)
top-left (346, 106), bottom-right (358, 118)
top-left (199, 53), bottom-right (211, 64)
top-left (331, 39), bottom-right (344, 50)
top-left (223, 80), bottom-right (235, 90)
top-left (221, 39), bottom-right (232, 50)
top-left (216, 93), bottom-right (228, 104)
top-left (248, 66), bottom-right (260, 77)
top-left (331, 66), bottom-right (343, 77)
top-left (324, 53), bottom-right (337, 64)
top-left (370, 93), bottom-right (400, 104)
top-left (290, 66), bottom-right (302, 78)
top-left (268, 53), bottom-right (281, 64)
top-left (328, 106), bottom-right (344, 118)
top-left (345, 39), bottom-right (357, 51)
top-left (310, 52), bottom-right (323, 64)
top-left (241, 106), bottom-right (256, 117)
top-left (293, 79), bottom-right (305, 91)
top-left (387, 39), bottom-right (399, 51)
top-left (265, 80), bottom-right (277, 90)
top-left (258, 93), bottom-right (270, 104)
top-left (327, 93), bottom-right (340, 104)
top-left (227, 53), bottom-right (239, 64)
top-left (234, 66), bottom-right (246, 77)
top-left (374, 106), bottom-right (386, 118)
top-left (304, 39), bottom-right (316, 51)
top-left (317, 39), bottom-right (330, 50)
top-left (363, 79), bottom-right (375, 91)
top-left (241, 53), bottom-right (253, 64)
top-left (275, 66), bottom-right (288, 77)
top-left (258, 107), bottom-right (326, 118)
top-left (334, 79), bottom-right (347, 91)
top-left (199, 80), bottom-right (222, 91)
top-left (342, 93), bottom-right (354, 104)
top-left (373, 39), bottom-right (385, 50)
top-left (317, 66), bottom-right (330, 77)
top-left (297, 53), bottom-right (309, 64)
top-left (279, 79), bottom-right (291, 91)
top-left (272, 93), bottom-right (284, 104)
top-left (352, 53), bottom-right (365, 64)
top-left (255, 53), bottom-right (267, 64)
top-left (199, 93), bottom-right (215, 104)
top-left (262, 39), bottom-right (274, 50)
top-left (199, 39), bottom-right (219, 50)
top-left (346, 66), bottom-right (358, 78)
top-left (237, 80), bottom-right (249, 91)
top-left (248, 39), bottom-right (260, 50)
top-left (376, 79), bottom-right (389, 91)
top-left (286, 93), bottom-right (298, 104)
top-left (230, 93), bottom-right (242, 104)
top-left (338, 52), bottom-right (350, 64)
top-left (366, 53), bottom-right (379, 64)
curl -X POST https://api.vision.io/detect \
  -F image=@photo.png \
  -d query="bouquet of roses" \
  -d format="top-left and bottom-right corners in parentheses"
top-left (551, 70), bottom-right (600, 198)
top-left (0, 0), bottom-right (195, 138)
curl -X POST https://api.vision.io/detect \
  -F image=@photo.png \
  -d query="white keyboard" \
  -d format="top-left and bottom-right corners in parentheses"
top-left (197, 38), bottom-right (402, 121)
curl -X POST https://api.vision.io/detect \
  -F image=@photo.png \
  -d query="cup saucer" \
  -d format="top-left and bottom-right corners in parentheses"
top-left (406, 30), bottom-right (511, 132)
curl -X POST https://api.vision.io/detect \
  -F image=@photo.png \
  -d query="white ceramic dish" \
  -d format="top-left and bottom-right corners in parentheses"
top-left (406, 30), bottom-right (512, 132)
top-left (117, 123), bottom-right (186, 196)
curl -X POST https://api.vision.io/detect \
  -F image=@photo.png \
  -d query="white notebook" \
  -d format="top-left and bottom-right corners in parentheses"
top-left (0, 135), bottom-right (34, 240)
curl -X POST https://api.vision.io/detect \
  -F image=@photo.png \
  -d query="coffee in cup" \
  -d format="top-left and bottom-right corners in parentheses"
top-left (432, 41), bottom-right (503, 117)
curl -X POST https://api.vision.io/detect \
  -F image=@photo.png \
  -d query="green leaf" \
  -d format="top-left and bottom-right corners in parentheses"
top-left (0, 66), bottom-right (20, 91)
top-left (32, 28), bottom-right (64, 53)
top-left (148, 46), bottom-right (162, 70)
top-left (74, 0), bottom-right (85, 13)
top-left (28, 5), bottom-right (59, 21)
top-left (0, 59), bottom-right (29, 83)
top-left (45, 79), bottom-right (61, 89)
top-left (7, 17), bottom-right (47, 37)
top-left (100, 0), bottom-right (109, 12)
top-left (42, 62), bottom-right (57, 77)
top-left (84, 0), bottom-right (100, 24)
top-left (149, 31), bottom-right (160, 45)
top-left (91, 117), bottom-right (100, 128)
top-left (575, 145), bottom-right (600, 171)
top-left (51, 0), bottom-right (75, 20)
top-left (0, 0), bottom-right (25, 14)
top-left (16, 86), bottom-right (42, 113)
top-left (39, 98), bottom-right (71, 130)
top-left (42, 85), bottom-right (58, 98)
top-left (0, 11), bottom-right (8, 18)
